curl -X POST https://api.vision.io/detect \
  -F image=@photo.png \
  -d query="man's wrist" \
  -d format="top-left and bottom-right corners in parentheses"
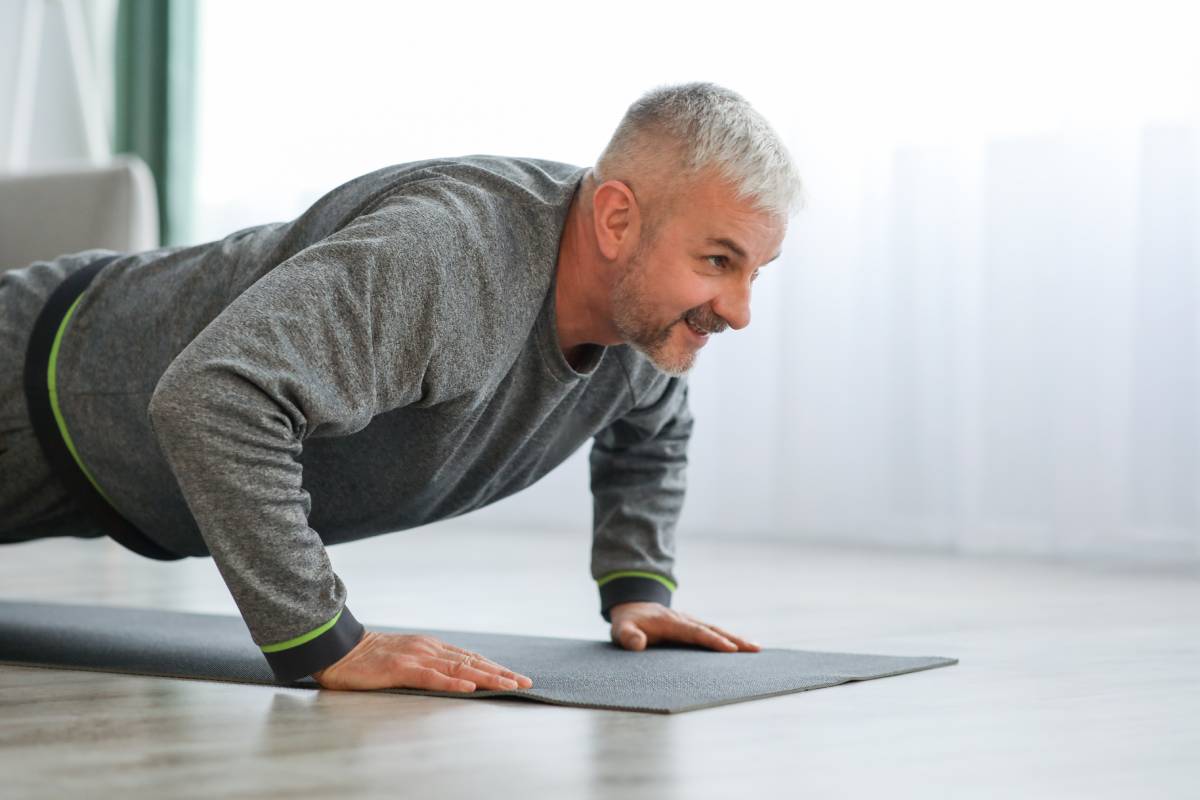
top-left (260, 606), bottom-right (366, 683)
top-left (608, 600), bottom-right (662, 615)
top-left (597, 572), bottom-right (675, 623)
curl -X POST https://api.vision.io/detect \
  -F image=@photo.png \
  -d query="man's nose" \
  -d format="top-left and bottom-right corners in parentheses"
top-left (712, 280), bottom-right (752, 331)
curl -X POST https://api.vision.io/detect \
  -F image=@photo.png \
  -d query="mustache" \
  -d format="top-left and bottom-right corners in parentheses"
top-left (683, 309), bottom-right (727, 334)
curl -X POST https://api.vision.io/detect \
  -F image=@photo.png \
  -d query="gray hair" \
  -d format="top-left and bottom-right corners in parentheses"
top-left (594, 82), bottom-right (805, 221)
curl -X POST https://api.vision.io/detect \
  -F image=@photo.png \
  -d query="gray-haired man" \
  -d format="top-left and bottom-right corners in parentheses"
top-left (0, 81), bottom-right (802, 692)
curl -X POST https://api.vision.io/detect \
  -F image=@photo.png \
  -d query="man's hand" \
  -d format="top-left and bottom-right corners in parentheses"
top-left (311, 630), bottom-right (534, 692)
top-left (608, 602), bottom-right (762, 652)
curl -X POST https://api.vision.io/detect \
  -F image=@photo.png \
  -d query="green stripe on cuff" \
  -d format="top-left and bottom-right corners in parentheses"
top-left (48, 294), bottom-right (115, 507)
top-left (597, 570), bottom-right (677, 592)
top-left (261, 606), bottom-right (365, 683)
top-left (262, 609), bottom-right (343, 653)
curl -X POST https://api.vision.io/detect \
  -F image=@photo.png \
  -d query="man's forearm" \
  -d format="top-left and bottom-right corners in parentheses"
top-left (588, 375), bottom-right (693, 622)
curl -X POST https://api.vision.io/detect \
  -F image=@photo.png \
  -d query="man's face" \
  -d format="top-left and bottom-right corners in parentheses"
top-left (610, 173), bottom-right (786, 376)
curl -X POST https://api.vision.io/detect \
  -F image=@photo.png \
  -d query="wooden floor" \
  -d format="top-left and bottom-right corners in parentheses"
top-left (1, 524), bottom-right (1197, 799)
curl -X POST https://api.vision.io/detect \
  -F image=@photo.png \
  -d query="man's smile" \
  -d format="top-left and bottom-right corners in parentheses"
top-left (683, 317), bottom-right (711, 344)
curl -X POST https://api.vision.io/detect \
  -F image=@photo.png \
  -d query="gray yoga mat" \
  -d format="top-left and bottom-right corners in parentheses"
top-left (0, 600), bottom-right (957, 714)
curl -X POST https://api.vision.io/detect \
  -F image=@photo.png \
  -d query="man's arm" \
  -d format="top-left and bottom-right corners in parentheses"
top-left (147, 200), bottom-right (447, 683)
top-left (589, 376), bottom-right (762, 654)
top-left (588, 375), bottom-right (692, 622)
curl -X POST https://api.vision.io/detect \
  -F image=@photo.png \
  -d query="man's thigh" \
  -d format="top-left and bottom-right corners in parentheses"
top-left (0, 255), bottom-right (106, 544)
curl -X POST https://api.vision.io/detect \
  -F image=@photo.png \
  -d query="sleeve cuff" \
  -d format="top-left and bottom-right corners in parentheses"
top-left (260, 605), bottom-right (366, 683)
top-left (597, 572), bottom-right (676, 623)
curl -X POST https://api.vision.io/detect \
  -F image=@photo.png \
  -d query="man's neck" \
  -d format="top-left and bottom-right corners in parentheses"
top-left (554, 172), bottom-right (619, 360)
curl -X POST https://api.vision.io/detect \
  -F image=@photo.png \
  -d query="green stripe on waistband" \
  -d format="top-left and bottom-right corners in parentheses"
top-left (596, 571), bottom-right (677, 592)
top-left (48, 294), bottom-right (117, 507)
top-left (261, 610), bottom-right (344, 653)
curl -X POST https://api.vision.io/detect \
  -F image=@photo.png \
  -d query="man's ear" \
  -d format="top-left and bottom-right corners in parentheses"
top-left (591, 179), bottom-right (639, 261)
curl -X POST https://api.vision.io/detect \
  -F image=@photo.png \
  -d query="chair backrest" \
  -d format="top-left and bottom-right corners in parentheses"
top-left (0, 154), bottom-right (159, 271)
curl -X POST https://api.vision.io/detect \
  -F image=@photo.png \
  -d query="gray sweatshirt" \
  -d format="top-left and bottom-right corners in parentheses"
top-left (51, 155), bottom-right (692, 681)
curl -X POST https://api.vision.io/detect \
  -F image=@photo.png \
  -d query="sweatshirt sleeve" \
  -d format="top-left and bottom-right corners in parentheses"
top-left (588, 375), bottom-right (693, 622)
top-left (146, 193), bottom-right (457, 683)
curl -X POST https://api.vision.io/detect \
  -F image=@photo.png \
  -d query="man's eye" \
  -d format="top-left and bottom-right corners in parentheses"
top-left (707, 255), bottom-right (728, 269)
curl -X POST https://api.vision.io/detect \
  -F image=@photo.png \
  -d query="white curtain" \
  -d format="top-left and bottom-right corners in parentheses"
top-left (193, 0), bottom-right (1200, 566)
top-left (0, 0), bottom-right (118, 169)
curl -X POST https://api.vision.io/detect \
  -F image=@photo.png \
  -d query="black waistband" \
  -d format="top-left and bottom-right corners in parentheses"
top-left (22, 254), bottom-right (184, 561)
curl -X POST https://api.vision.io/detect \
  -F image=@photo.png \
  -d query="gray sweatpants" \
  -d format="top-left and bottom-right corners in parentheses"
top-left (0, 253), bottom-right (107, 545)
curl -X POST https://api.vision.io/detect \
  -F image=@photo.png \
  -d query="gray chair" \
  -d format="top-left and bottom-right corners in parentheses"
top-left (0, 154), bottom-right (159, 271)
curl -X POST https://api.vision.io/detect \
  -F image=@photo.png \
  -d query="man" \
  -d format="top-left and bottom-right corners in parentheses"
top-left (0, 81), bottom-right (802, 693)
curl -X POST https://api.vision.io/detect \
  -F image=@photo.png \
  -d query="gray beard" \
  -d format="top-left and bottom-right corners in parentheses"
top-left (610, 258), bottom-right (696, 377)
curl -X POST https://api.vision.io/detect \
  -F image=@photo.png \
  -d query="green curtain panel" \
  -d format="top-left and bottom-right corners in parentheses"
top-left (114, 0), bottom-right (197, 246)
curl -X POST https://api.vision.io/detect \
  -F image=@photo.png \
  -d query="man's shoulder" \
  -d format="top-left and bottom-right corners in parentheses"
top-left (355, 154), bottom-right (585, 273)
top-left (339, 156), bottom-right (587, 398)
top-left (348, 154), bottom-right (587, 211)
top-left (414, 153), bottom-right (588, 194)
top-left (286, 154), bottom-right (587, 259)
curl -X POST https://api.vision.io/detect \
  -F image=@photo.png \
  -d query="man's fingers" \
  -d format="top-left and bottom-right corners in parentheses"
top-left (429, 657), bottom-right (523, 691)
top-left (677, 612), bottom-right (760, 651)
top-left (609, 614), bottom-right (758, 654)
top-left (697, 621), bottom-right (761, 651)
top-left (438, 643), bottom-right (498, 666)
top-left (614, 620), bottom-right (648, 650)
top-left (680, 620), bottom-right (739, 651)
top-left (404, 665), bottom-right (478, 693)
top-left (437, 644), bottom-right (533, 687)
top-left (440, 642), bottom-right (491, 661)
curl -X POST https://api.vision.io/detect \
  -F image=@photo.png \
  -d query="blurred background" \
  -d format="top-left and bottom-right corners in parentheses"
top-left (2, 0), bottom-right (1198, 569)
